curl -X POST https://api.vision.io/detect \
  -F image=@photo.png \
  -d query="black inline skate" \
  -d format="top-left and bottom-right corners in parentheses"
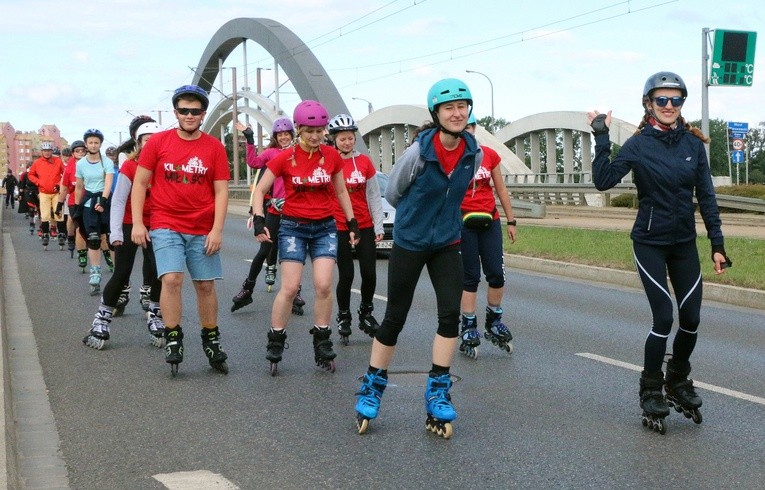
top-left (231, 278), bottom-right (255, 312)
top-left (139, 285), bottom-right (151, 312)
top-left (424, 372), bottom-right (457, 439)
top-left (310, 326), bottom-right (336, 372)
top-left (665, 358), bottom-right (703, 424)
top-left (264, 264), bottom-right (277, 292)
top-left (201, 327), bottom-right (228, 374)
top-left (164, 326), bottom-right (184, 376)
top-left (146, 307), bottom-right (165, 348)
top-left (336, 310), bottom-right (352, 346)
top-left (103, 250), bottom-right (114, 272)
top-left (639, 370), bottom-right (670, 435)
top-left (57, 231), bottom-right (66, 250)
top-left (266, 328), bottom-right (288, 376)
top-left (459, 314), bottom-right (480, 359)
top-left (77, 250), bottom-right (87, 273)
top-left (355, 369), bottom-right (388, 434)
top-left (41, 232), bottom-right (50, 250)
top-left (113, 283), bottom-right (131, 317)
top-left (67, 236), bottom-right (75, 257)
top-left (358, 302), bottom-right (379, 338)
top-left (292, 285), bottom-right (305, 315)
top-left (484, 306), bottom-right (513, 354)
top-left (82, 308), bottom-right (112, 350)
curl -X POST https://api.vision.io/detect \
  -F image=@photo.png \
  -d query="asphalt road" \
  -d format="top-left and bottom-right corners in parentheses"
top-left (5, 210), bottom-right (765, 489)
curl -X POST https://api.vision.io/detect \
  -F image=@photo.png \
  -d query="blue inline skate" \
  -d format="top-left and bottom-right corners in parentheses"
top-left (484, 306), bottom-right (513, 354)
top-left (459, 314), bottom-right (480, 359)
top-left (355, 369), bottom-right (388, 434)
top-left (425, 372), bottom-right (457, 439)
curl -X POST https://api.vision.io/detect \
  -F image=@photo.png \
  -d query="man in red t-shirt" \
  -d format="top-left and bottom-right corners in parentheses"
top-left (131, 85), bottom-right (230, 375)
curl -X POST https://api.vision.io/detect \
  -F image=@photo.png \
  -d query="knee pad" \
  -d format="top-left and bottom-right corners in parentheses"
top-left (87, 232), bottom-right (101, 250)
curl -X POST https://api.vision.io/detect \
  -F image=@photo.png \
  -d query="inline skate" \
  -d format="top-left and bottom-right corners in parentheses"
top-left (459, 314), bottom-right (480, 359)
top-left (41, 233), bottom-right (50, 250)
top-left (424, 372), bottom-right (457, 439)
top-left (139, 285), bottom-right (151, 312)
top-left (82, 308), bottom-right (112, 350)
top-left (201, 327), bottom-right (228, 374)
top-left (77, 250), bottom-right (87, 273)
top-left (164, 326), bottom-right (184, 376)
top-left (57, 231), bottom-right (66, 250)
top-left (358, 302), bottom-right (379, 338)
top-left (665, 358), bottom-right (703, 424)
top-left (336, 310), bottom-right (352, 346)
top-left (264, 264), bottom-right (277, 292)
top-left (310, 326), bottom-right (336, 372)
top-left (88, 265), bottom-right (102, 296)
top-left (484, 306), bottom-right (513, 354)
top-left (113, 283), bottom-right (131, 316)
top-left (231, 278), bottom-right (255, 312)
top-left (103, 250), bottom-right (114, 272)
top-left (292, 285), bottom-right (305, 315)
top-left (266, 328), bottom-right (288, 376)
top-left (67, 236), bottom-right (75, 257)
top-left (146, 307), bottom-right (165, 348)
top-left (355, 369), bottom-right (388, 434)
top-left (639, 370), bottom-right (670, 435)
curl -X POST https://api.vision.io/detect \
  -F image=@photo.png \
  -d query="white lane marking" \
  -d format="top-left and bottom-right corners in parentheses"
top-left (153, 470), bottom-right (239, 489)
top-left (351, 288), bottom-right (388, 302)
top-left (577, 352), bottom-right (765, 406)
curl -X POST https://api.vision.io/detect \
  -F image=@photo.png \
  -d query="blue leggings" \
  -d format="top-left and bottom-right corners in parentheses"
top-left (460, 219), bottom-right (506, 292)
top-left (633, 240), bottom-right (703, 373)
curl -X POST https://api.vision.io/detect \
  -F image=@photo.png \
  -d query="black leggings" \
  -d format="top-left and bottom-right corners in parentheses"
top-left (375, 243), bottom-right (463, 346)
top-left (633, 240), bottom-right (703, 373)
top-left (336, 227), bottom-right (377, 311)
top-left (101, 223), bottom-right (162, 307)
top-left (246, 212), bottom-right (280, 281)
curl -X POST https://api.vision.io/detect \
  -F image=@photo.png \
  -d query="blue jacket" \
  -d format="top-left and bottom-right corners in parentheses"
top-left (386, 128), bottom-right (480, 251)
top-left (593, 125), bottom-right (723, 247)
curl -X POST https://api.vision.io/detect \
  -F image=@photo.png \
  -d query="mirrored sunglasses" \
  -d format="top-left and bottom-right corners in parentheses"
top-left (652, 96), bottom-right (685, 108)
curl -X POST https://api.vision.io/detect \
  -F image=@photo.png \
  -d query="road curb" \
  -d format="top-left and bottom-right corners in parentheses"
top-left (505, 254), bottom-right (764, 310)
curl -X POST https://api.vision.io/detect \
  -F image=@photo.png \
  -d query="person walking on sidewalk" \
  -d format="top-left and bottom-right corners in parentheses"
top-left (131, 85), bottom-right (231, 376)
top-left (588, 71), bottom-right (731, 434)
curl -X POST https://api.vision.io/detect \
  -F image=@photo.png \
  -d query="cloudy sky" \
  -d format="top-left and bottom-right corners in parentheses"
top-left (1, 0), bottom-right (763, 147)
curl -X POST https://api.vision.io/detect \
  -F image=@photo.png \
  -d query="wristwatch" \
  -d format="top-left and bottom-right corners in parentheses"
top-left (506, 219), bottom-right (517, 226)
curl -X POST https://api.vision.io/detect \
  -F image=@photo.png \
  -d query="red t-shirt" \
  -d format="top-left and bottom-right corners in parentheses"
top-left (62, 157), bottom-right (77, 205)
top-left (332, 153), bottom-right (376, 231)
top-left (433, 133), bottom-right (466, 176)
top-left (461, 145), bottom-right (501, 219)
top-left (119, 159), bottom-right (151, 227)
top-left (138, 129), bottom-right (230, 234)
top-left (267, 144), bottom-right (344, 220)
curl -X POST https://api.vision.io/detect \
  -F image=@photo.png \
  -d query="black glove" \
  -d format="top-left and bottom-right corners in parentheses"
top-left (242, 127), bottom-right (255, 145)
top-left (590, 114), bottom-right (609, 135)
top-left (252, 215), bottom-right (266, 236)
top-left (97, 196), bottom-right (107, 208)
top-left (346, 218), bottom-right (360, 237)
top-left (712, 245), bottom-right (733, 269)
top-left (54, 184), bottom-right (60, 193)
top-left (55, 201), bottom-right (64, 216)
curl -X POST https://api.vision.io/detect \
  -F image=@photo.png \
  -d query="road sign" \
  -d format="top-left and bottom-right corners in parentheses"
top-left (710, 30), bottom-right (757, 86)
top-left (732, 139), bottom-right (745, 151)
top-left (732, 150), bottom-right (745, 164)
top-left (727, 121), bottom-right (749, 131)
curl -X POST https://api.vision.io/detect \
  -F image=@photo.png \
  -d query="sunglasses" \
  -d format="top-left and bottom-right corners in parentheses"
top-left (652, 96), bottom-right (685, 108)
top-left (176, 107), bottom-right (204, 116)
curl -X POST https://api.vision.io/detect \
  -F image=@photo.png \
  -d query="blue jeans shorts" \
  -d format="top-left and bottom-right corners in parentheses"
top-left (278, 217), bottom-right (338, 264)
top-left (150, 228), bottom-right (222, 280)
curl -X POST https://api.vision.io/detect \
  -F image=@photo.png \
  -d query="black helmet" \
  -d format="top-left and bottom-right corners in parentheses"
top-left (129, 115), bottom-right (156, 141)
top-left (172, 85), bottom-right (209, 110)
top-left (643, 71), bottom-right (687, 102)
top-left (83, 128), bottom-right (104, 142)
top-left (70, 140), bottom-right (86, 151)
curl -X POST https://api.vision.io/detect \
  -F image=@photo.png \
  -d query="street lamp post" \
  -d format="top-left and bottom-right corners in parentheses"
top-left (352, 97), bottom-right (373, 114)
top-left (465, 69), bottom-right (494, 132)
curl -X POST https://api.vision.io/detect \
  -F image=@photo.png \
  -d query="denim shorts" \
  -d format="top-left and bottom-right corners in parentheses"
top-left (150, 228), bottom-right (222, 280)
top-left (278, 217), bottom-right (338, 264)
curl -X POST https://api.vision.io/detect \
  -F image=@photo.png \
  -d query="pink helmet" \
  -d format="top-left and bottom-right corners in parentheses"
top-left (272, 117), bottom-right (295, 135)
top-left (293, 100), bottom-right (329, 127)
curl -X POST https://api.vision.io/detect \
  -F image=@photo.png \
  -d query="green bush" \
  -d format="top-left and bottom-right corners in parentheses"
top-left (610, 193), bottom-right (636, 208)
top-left (715, 184), bottom-right (765, 199)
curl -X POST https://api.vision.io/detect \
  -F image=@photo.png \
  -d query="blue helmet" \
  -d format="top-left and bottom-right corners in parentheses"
top-left (427, 78), bottom-right (472, 112)
top-left (467, 113), bottom-right (477, 126)
top-left (172, 85), bottom-right (209, 110)
top-left (83, 128), bottom-right (104, 142)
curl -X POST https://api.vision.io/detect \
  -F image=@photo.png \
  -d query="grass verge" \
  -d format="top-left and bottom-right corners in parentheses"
top-left (505, 225), bottom-right (765, 291)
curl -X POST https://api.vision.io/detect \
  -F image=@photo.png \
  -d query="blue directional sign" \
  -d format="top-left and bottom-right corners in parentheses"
top-left (732, 150), bottom-right (745, 164)
top-left (728, 121), bottom-right (749, 140)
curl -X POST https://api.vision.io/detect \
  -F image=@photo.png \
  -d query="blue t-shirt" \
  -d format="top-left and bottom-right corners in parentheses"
top-left (75, 155), bottom-right (114, 206)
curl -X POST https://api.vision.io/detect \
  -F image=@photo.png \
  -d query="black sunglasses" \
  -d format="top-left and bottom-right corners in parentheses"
top-left (652, 96), bottom-right (685, 108)
top-left (176, 107), bottom-right (204, 116)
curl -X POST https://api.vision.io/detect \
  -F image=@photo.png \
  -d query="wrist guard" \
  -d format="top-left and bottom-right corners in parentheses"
top-left (252, 215), bottom-right (266, 236)
top-left (346, 218), bottom-right (360, 236)
top-left (590, 114), bottom-right (609, 135)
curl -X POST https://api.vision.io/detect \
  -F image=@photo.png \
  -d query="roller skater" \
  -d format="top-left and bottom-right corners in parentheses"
top-left (201, 327), bottom-right (228, 374)
top-left (639, 370), bottom-right (669, 434)
top-left (291, 285), bottom-right (306, 315)
top-left (164, 326), bottom-right (184, 376)
top-left (310, 326), bottom-right (336, 372)
top-left (231, 278), bottom-right (255, 312)
top-left (484, 306), bottom-right (513, 354)
top-left (336, 310), bottom-right (352, 346)
top-left (146, 306), bottom-right (166, 348)
top-left (355, 369), bottom-right (387, 434)
top-left (113, 283), bottom-right (130, 316)
top-left (41, 232), bottom-right (50, 250)
top-left (424, 372), bottom-right (457, 439)
top-left (458, 314), bottom-right (480, 359)
top-left (265, 329), bottom-right (288, 376)
top-left (88, 265), bottom-right (101, 296)
top-left (27, 140), bottom-right (65, 253)
top-left (357, 302), bottom-right (379, 338)
top-left (77, 249), bottom-right (88, 273)
top-left (82, 306), bottom-right (112, 350)
top-left (139, 285), bottom-right (151, 312)
top-left (665, 358), bottom-right (702, 424)
top-left (264, 264), bottom-right (276, 292)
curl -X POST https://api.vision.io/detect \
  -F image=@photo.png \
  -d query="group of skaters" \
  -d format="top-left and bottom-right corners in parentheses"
top-left (4, 69), bottom-right (730, 438)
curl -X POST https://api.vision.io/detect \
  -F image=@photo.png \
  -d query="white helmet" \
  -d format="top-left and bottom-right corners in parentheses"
top-left (135, 122), bottom-right (161, 142)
